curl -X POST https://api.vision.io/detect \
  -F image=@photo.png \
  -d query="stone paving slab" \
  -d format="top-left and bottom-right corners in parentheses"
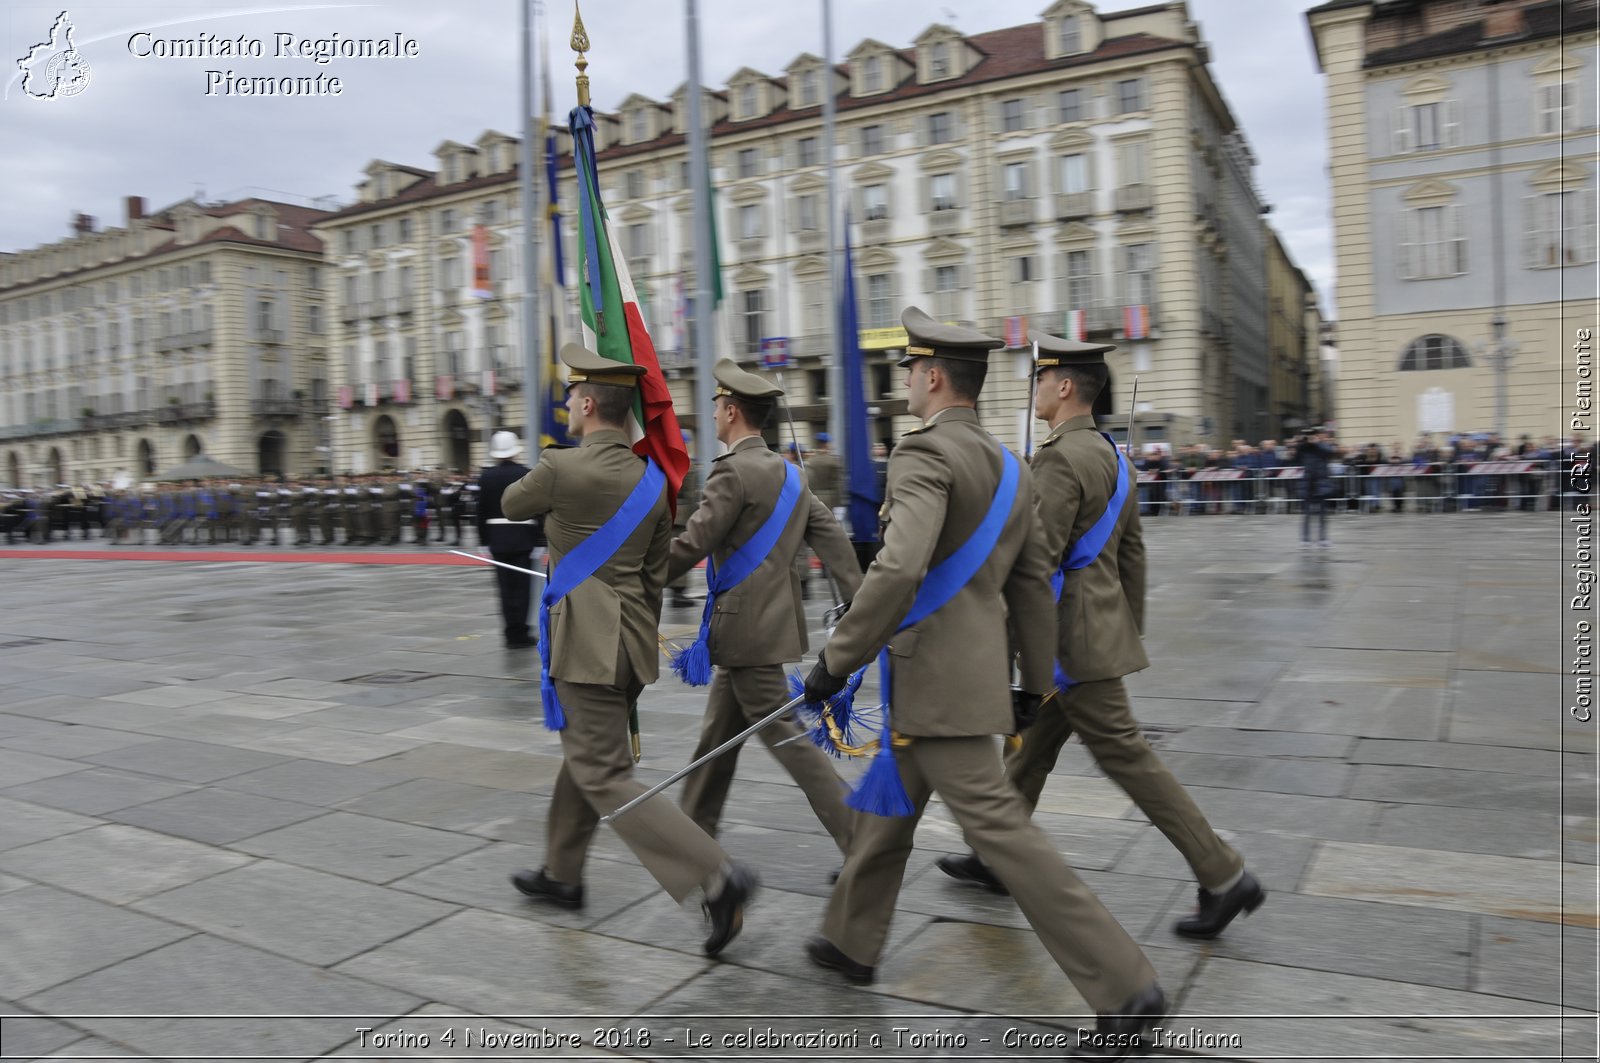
top-left (23, 934), bottom-right (422, 1059)
top-left (0, 796), bottom-right (99, 852)
top-left (0, 748), bottom-right (88, 788)
top-left (212, 757), bottom-right (407, 806)
top-left (132, 859), bottom-right (459, 966)
top-left (107, 786), bottom-right (325, 845)
top-left (0, 722), bottom-right (164, 760)
top-left (0, 824), bottom-right (253, 904)
top-left (232, 810), bottom-right (488, 883)
top-left (0, 884), bottom-right (195, 1000)
top-left (81, 737), bottom-right (291, 783)
top-left (337, 777), bottom-right (544, 835)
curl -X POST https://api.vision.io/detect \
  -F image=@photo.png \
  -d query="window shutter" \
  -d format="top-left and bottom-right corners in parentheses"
top-left (1393, 106), bottom-right (1413, 155)
top-left (1449, 204), bottom-right (1465, 274)
top-left (957, 170), bottom-right (968, 208)
top-left (922, 267), bottom-right (934, 294)
top-left (951, 110), bottom-right (963, 141)
top-left (914, 119), bottom-right (928, 148)
top-left (919, 174), bottom-right (931, 213)
top-left (1025, 159), bottom-right (1038, 199)
top-left (1443, 99), bottom-right (1462, 148)
top-left (1398, 209), bottom-right (1415, 279)
top-left (1523, 194), bottom-right (1542, 267)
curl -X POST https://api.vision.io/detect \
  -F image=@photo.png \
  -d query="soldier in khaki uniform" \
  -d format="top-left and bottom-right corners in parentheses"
top-left (667, 359), bottom-right (861, 851)
top-left (503, 343), bottom-right (755, 958)
top-left (938, 333), bottom-right (1263, 940)
top-left (801, 309), bottom-right (1165, 1058)
top-left (666, 433), bottom-right (701, 609)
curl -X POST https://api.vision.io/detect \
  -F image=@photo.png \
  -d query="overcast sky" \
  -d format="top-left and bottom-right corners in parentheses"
top-left (0, 0), bottom-right (1333, 310)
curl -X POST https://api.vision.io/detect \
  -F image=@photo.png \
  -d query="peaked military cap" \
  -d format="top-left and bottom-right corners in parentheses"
top-left (898, 305), bottom-right (1005, 367)
top-left (560, 342), bottom-right (647, 388)
top-left (712, 358), bottom-right (783, 401)
top-left (1034, 331), bottom-right (1117, 368)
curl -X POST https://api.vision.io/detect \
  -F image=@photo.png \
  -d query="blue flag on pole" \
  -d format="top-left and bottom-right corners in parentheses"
top-left (839, 213), bottom-right (880, 542)
top-left (540, 45), bottom-right (570, 449)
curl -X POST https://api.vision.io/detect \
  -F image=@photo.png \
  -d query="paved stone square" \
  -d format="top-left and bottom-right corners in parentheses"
top-left (0, 511), bottom-right (1595, 1061)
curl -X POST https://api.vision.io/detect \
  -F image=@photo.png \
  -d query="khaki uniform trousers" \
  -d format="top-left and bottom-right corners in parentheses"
top-left (822, 734), bottom-right (1155, 1013)
top-left (546, 652), bottom-right (728, 904)
top-left (1008, 676), bottom-right (1242, 891)
top-left (679, 663), bottom-right (855, 850)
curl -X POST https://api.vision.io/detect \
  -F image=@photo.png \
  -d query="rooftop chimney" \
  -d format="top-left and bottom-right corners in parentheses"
top-left (71, 213), bottom-right (94, 235)
top-left (125, 195), bottom-right (145, 224)
top-left (1483, 4), bottom-right (1527, 40)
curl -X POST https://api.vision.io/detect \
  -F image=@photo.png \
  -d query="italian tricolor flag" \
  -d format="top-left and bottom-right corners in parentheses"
top-left (569, 105), bottom-right (690, 507)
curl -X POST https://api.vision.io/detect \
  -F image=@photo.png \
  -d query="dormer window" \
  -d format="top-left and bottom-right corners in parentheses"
top-left (630, 109), bottom-right (648, 143)
top-left (931, 42), bottom-right (949, 78)
top-left (1059, 15), bottom-right (1082, 55)
top-left (863, 56), bottom-right (882, 93)
top-left (800, 69), bottom-right (818, 107)
top-left (739, 82), bottom-right (757, 119)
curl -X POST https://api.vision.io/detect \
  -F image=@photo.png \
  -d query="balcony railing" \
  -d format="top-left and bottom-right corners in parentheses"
top-left (736, 237), bottom-right (765, 261)
top-left (156, 399), bottom-right (216, 423)
top-left (859, 218), bottom-right (891, 245)
top-left (797, 229), bottom-right (827, 253)
top-left (999, 198), bottom-right (1034, 227)
top-left (384, 294), bottom-right (413, 315)
top-left (1055, 192), bottom-right (1095, 219)
top-left (1115, 184), bottom-right (1152, 212)
top-left (252, 398), bottom-right (302, 417)
top-left (928, 209), bottom-right (963, 236)
top-left (257, 328), bottom-right (286, 345)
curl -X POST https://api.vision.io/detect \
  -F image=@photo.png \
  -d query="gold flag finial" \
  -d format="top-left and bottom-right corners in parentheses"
top-left (571, 2), bottom-right (590, 109)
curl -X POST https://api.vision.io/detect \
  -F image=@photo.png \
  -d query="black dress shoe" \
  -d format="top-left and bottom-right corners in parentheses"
top-left (505, 636), bottom-right (537, 649)
top-left (1070, 984), bottom-right (1167, 1060)
top-left (702, 864), bottom-right (758, 957)
top-left (935, 852), bottom-right (1010, 896)
top-left (806, 936), bottom-right (875, 985)
top-left (510, 867), bottom-right (584, 910)
top-left (1174, 869), bottom-right (1265, 938)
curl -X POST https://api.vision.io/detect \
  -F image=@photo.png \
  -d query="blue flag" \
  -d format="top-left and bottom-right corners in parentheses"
top-left (839, 214), bottom-right (880, 542)
top-left (540, 110), bottom-right (570, 448)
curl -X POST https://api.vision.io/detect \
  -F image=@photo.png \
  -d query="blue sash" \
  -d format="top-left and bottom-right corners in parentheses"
top-left (843, 447), bottom-right (1019, 817)
top-left (538, 459), bottom-right (666, 732)
top-left (1048, 433), bottom-right (1131, 690)
top-left (672, 461), bottom-right (803, 686)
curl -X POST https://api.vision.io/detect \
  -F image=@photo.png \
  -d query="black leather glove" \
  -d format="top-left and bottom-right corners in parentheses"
top-left (804, 653), bottom-right (848, 703)
top-left (1011, 688), bottom-right (1044, 733)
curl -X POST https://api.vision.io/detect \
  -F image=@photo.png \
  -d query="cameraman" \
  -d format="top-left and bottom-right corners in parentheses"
top-left (1295, 427), bottom-right (1336, 549)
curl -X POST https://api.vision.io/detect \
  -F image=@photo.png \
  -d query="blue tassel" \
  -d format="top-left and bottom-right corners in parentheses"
top-left (670, 637), bottom-right (714, 687)
top-left (540, 678), bottom-right (566, 732)
top-left (847, 740), bottom-right (914, 817)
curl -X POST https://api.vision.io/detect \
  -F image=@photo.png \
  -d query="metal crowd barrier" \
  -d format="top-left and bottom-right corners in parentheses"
top-left (1134, 460), bottom-right (1575, 516)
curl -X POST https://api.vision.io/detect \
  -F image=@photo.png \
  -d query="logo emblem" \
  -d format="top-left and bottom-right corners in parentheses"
top-left (17, 11), bottom-right (91, 100)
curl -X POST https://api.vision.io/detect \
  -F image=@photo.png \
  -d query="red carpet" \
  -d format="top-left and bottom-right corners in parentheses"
top-left (0, 547), bottom-right (484, 566)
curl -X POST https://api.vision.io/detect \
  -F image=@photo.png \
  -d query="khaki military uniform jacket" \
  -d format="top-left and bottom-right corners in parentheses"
top-left (1033, 414), bottom-right (1148, 682)
top-left (824, 407), bottom-right (1056, 736)
top-left (667, 436), bottom-right (862, 667)
top-left (502, 429), bottom-right (671, 687)
top-left (806, 451), bottom-right (843, 509)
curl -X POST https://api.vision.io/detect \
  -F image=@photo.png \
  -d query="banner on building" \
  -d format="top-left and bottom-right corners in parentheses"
top-left (436, 374), bottom-right (454, 402)
top-left (1004, 316), bottom-right (1028, 349)
top-left (471, 224), bottom-right (493, 299)
top-left (392, 378), bottom-right (411, 406)
top-left (364, 382), bottom-right (379, 407)
top-left (1123, 304), bottom-right (1150, 340)
top-left (337, 385), bottom-right (353, 410)
top-left (759, 337), bottom-right (790, 369)
top-left (1064, 309), bottom-right (1086, 342)
top-left (482, 368), bottom-right (497, 398)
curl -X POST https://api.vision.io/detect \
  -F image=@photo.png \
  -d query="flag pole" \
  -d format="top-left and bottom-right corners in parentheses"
top-left (822, 0), bottom-right (844, 471)
top-left (685, 0), bottom-right (717, 479)
top-left (519, 0), bottom-right (544, 461)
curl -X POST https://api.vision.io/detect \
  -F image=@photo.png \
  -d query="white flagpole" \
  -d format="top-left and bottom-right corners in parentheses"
top-left (519, 0), bottom-right (543, 460)
top-left (686, 0), bottom-right (717, 478)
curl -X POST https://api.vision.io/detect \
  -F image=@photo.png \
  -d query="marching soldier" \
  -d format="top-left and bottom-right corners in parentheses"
top-left (252, 480), bottom-right (276, 546)
top-left (801, 308), bottom-right (1165, 1057)
top-left (366, 474), bottom-right (386, 545)
top-left (291, 478), bottom-right (315, 546)
top-left (476, 432), bottom-right (538, 649)
top-left (502, 343), bottom-right (756, 957)
top-left (380, 473), bottom-right (402, 545)
top-left (667, 359), bottom-right (861, 853)
top-left (319, 476), bottom-right (339, 545)
top-left (341, 475), bottom-right (362, 544)
top-left (937, 332), bottom-right (1263, 939)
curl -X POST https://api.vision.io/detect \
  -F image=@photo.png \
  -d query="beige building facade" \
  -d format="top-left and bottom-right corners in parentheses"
top-left (0, 196), bottom-right (331, 487)
top-left (1307, 0), bottom-right (1596, 447)
top-left (1265, 227), bottom-right (1323, 439)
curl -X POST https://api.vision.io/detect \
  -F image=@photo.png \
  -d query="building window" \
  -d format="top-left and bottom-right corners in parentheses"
top-left (800, 68), bottom-right (819, 108)
top-left (1001, 98), bottom-right (1026, 133)
top-left (440, 208), bottom-right (457, 233)
top-left (1124, 243), bottom-right (1155, 306)
top-left (801, 280), bottom-right (826, 333)
top-left (1010, 256), bottom-right (1036, 284)
top-left (309, 304), bottom-right (323, 334)
top-left (306, 266), bottom-right (321, 290)
top-left (1058, 89), bottom-right (1084, 123)
top-left (370, 222), bottom-right (384, 248)
top-left (928, 111), bottom-right (953, 144)
top-left (865, 273), bottom-right (894, 328)
top-left (930, 173), bottom-right (957, 211)
top-left (1060, 153), bottom-right (1091, 194)
top-left (740, 288), bottom-right (766, 352)
top-left (1397, 334), bottom-right (1471, 371)
top-left (1537, 83), bottom-right (1575, 135)
top-left (934, 264), bottom-right (961, 321)
top-left (679, 160), bottom-right (691, 189)
top-left (863, 55), bottom-right (882, 93)
top-left (482, 200), bottom-right (500, 224)
top-left (1118, 139), bottom-right (1147, 185)
top-left (797, 194), bottom-right (820, 232)
top-left (256, 299), bottom-right (273, 334)
top-left (625, 222), bottom-right (652, 260)
top-left (739, 82), bottom-right (757, 118)
top-left (1065, 249), bottom-right (1095, 309)
top-left (1401, 204), bottom-right (1466, 279)
top-left (441, 256), bottom-right (462, 289)
top-left (860, 124), bottom-right (884, 156)
top-left (737, 148), bottom-right (760, 179)
top-left (398, 218), bottom-right (412, 242)
top-left (738, 204), bottom-right (763, 240)
top-left (1003, 162), bottom-right (1028, 201)
top-left (1059, 15), bottom-right (1082, 55)
top-left (797, 136), bottom-right (820, 167)
top-left (930, 41), bottom-right (950, 78)
top-left (626, 170), bottom-right (646, 199)
top-left (1115, 77), bottom-right (1145, 114)
top-left (630, 109), bottom-right (648, 143)
top-left (863, 184), bottom-right (889, 221)
top-left (1526, 189), bottom-right (1598, 267)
